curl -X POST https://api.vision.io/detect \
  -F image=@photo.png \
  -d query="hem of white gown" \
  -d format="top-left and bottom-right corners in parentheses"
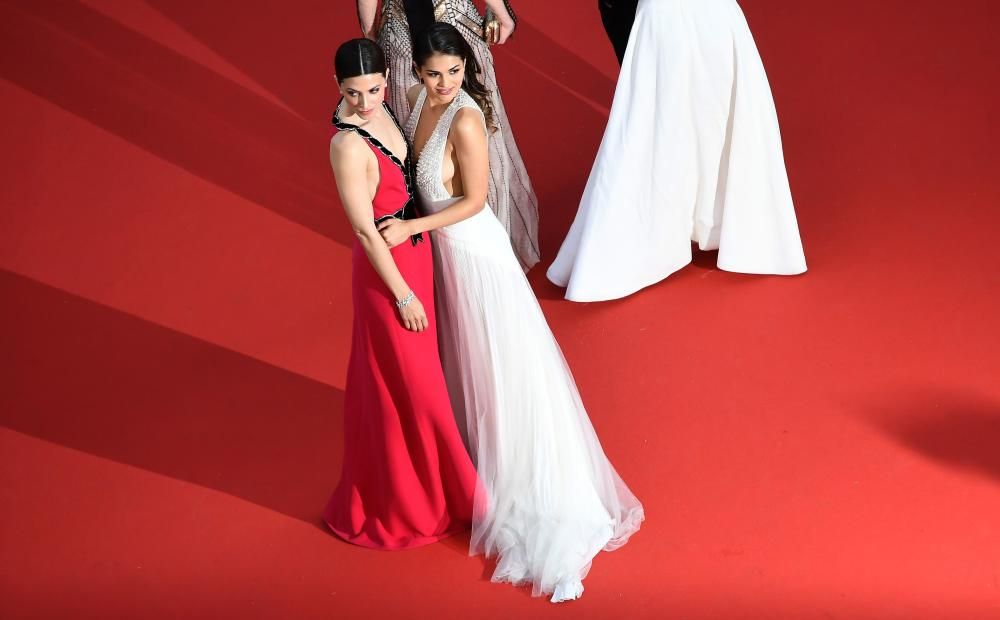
top-left (470, 504), bottom-right (644, 602)
top-left (717, 260), bottom-right (808, 276)
top-left (550, 255), bottom-right (807, 302)
top-left (551, 580), bottom-right (584, 603)
top-left (486, 573), bottom-right (584, 603)
top-left (547, 258), bottom-right (688, 303)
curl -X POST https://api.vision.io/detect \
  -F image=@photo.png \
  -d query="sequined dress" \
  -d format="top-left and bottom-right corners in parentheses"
top-left (376, 0), bottom-right (540, 270)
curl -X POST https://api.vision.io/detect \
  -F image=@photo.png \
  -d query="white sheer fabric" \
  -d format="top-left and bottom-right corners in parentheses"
top-left (406, 88), bottom-right (644, 602)
top-left (548, 0), bottom-right (807, 302)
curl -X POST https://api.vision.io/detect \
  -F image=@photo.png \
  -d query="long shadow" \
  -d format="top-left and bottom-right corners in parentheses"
top-left (488, 31), bottom-right (616, 263)
top-left (0, 269), bottom-right (343, 524)
top-left (145, 0), bottom-right (342, 123)
top-left (491, 21), bottom-right (616, 112)
top-left (0, 1), bottom-right (350, 247)
top-left (870, 389), bottom-right (1000, 482)
top-left (0, 0), bottom-right (623, 266)
top-left (140, 4), bottom-right (617, 136)
top-left (141, 4), bottom-right (620, 265)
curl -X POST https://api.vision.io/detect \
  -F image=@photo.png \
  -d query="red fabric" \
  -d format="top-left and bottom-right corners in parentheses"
top-left (322, 128), bottom-right (477, 549)
top-left (3, 1), bottom-right (1000, 616)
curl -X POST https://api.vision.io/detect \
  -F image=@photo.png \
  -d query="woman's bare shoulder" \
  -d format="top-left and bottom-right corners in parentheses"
top-left (330, 129), bottom-right (366, 155)
top-left (329, 130), bottom-right (373, 173)
top-left (452, 107), bottom-right (486, 135)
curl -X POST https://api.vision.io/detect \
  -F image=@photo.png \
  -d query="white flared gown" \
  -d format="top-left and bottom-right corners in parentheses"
top-left (406, 88), bottom-right (644, 602)
top-left (548, 0), bottom-right (807, 302)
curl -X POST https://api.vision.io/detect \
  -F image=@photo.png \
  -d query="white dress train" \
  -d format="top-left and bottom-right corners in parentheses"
top-left (405, 88), bottom-right (644, 602)
top-left (548, 0), bottom-right (807, 302)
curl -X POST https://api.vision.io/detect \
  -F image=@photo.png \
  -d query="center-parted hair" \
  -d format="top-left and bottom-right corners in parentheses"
top-left (335, 38), bottom-right (387, 82)
top-left (411, 22), bottom-right (497, 133)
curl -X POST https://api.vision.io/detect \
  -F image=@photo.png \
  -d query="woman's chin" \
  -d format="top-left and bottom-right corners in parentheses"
top-left (429, 86), bottom-right (458, 101)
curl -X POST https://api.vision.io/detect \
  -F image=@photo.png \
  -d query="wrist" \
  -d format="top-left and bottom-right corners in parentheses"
top-left (390, 283), bottom-right (411, 301)
top-left (394, 290), bottom-right (415, 309)
top-left (487, 0), bottom-right (512, 21)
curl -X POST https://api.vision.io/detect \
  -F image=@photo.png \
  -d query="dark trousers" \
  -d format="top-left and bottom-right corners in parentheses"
top-left (598, 0), bottom-right (639, 65)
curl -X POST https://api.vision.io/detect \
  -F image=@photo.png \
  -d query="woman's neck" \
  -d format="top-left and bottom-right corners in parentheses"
top-left (425, 89), bottom-right (459, 110)
top-left (339, 102), bottom-right (383, 128)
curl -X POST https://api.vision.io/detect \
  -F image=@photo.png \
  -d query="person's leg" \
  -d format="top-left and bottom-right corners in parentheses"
top-left (598, 0), bottom-right (638, 65)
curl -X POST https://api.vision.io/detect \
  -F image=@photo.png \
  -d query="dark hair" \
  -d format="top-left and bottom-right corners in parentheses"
top-left (334, 38), bottom-right (387, 82)
top-left (411, 22), bottom-right (497, 133)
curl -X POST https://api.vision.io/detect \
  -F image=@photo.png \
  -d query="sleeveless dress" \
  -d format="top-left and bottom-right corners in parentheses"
top-left (405, 88), bottom-right (644, 601)
top-left (323, 100), bottom-right (478, 550)
top-left (376, 0), bottom-right (540, 271)
top-left (548, 0), bottom-right (807, 302)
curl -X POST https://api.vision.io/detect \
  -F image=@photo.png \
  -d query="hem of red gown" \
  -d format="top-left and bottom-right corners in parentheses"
top-left (323, 518), bottom-right (470, 551)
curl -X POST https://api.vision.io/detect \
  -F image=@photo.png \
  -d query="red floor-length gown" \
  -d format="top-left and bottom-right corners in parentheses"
top-left (323, 102), bottom-right (478, 549)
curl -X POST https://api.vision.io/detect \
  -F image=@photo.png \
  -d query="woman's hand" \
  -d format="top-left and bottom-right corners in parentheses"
top-left (496, 12), bottom-right (515, 44)
top-left (484, 1), bottom-right (515, 45)
top-left (397, 294), bottom-right (428, 332)
top-left (377, 217), bottom-right (414, 248)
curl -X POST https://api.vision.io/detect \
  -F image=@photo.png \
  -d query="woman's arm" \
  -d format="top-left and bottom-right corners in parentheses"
top-left (379, 108), bottom-right (489, 246)
top-left (356, 0), bottom-right (380, 39)
top-left (330, 134), bottom-right (428, 331)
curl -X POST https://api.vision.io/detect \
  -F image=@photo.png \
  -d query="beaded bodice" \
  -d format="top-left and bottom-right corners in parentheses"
top-left (405, 89), bottom-right (485, 205)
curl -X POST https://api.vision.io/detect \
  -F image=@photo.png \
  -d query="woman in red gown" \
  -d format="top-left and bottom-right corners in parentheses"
top-left (323, 38), bottom-right (477, 549)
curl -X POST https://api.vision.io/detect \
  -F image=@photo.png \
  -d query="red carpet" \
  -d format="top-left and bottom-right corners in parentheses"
top-left (2, 1), bottom-right (999, 618)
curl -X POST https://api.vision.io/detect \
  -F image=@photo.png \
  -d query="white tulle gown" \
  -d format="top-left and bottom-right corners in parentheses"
top-left (548, 0), bottom-right (807, 302)
top-left (405, 88), bottom-right (644, 602)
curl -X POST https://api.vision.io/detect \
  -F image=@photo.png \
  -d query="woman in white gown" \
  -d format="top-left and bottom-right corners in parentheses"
top-left (357, 0), bottom-right (541, 271)
top-left (548, 0), bottom-right (807, 302)
top-left (378, 23), bottom-right (644, 602)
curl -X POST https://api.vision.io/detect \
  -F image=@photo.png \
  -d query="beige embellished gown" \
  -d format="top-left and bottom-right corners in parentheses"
top-left (373, 0), bottom-right (540, 270)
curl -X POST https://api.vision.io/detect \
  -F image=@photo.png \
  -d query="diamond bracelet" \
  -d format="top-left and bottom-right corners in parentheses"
top-left (395, 291), bottom-right (415, 309)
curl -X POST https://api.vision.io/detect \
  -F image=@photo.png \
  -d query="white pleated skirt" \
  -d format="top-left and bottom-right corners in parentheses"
top-left (548, 0), bottom-right (807, 302)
